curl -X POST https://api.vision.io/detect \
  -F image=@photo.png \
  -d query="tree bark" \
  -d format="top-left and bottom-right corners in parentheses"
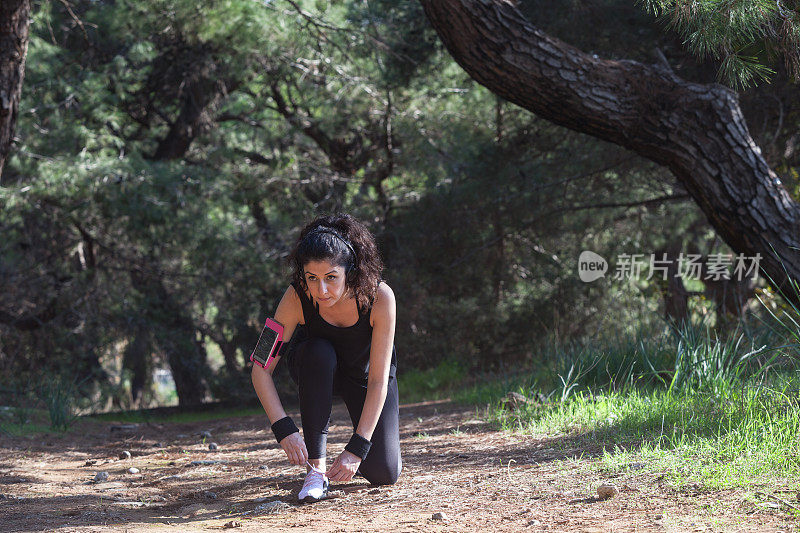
top-left (0, 0), bottom-right (30, 180)
top-left (420, 0), bottom-right (800, 301)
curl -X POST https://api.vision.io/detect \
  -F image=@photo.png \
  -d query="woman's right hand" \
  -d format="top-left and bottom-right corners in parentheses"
top-left (279, 432), bottom-right (308, 466)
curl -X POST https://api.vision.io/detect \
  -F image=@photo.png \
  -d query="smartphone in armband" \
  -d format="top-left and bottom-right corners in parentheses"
top-left (250, 318), bottom-right (284, 370)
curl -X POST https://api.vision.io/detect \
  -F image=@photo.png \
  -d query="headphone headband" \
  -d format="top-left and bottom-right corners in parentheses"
top-left (303, 227), bottom-right (357, 269)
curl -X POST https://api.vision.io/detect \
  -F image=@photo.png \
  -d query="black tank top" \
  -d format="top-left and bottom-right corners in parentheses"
top-left (291, 281), bottom-right (397, 381)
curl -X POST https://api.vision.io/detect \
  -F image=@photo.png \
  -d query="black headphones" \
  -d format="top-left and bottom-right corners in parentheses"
top-left (301, 227), bottom-right (358, 275)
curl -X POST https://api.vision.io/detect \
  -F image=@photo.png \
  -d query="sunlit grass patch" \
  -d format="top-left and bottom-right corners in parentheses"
top-left (446, 312), bottom-right (800, 491)
top-left (399, 358), bottom-right (469, 403)
top-left (483, 383), bottom-right (800, 490)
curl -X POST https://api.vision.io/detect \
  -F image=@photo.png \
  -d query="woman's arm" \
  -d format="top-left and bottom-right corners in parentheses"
top-left (251, 285), bottom-right (306, 464)
top-left (251, 285), bottom-right (301, 420)
top-left (356, 282), bottom-right (397, 440)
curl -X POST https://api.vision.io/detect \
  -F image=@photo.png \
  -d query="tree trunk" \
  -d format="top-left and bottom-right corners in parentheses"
top-left (130, 269), bottom-right (210, 406)
top-left (420, 0), bottom-right (800, 302)
top-left (152, 62), bottom-right (238, 161)
top-left (152, 81), bottom-right (225, 160)
top-left (122, 328), bottom-right (150, 407)
top-left (0, 0), bottom-right (30, 180)
top-left (218, 338), bottom-right (240, 376)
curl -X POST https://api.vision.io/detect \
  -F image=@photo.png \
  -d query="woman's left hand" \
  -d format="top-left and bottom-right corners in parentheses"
top-left (325, 450), bottom-right (361, 482)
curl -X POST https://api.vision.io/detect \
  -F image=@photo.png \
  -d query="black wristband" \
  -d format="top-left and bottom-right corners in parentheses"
top-left (271, 416), bottom-right (299, 443)
top-left (344, 432), bottom-right (372, 460)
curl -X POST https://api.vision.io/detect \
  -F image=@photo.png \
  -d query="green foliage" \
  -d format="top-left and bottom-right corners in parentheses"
top-left (456, 323), bottom-right (800, 489)
top-left (0, 379), bottom-right (37, 434)
top-left (668, 323), bottom-right (772, 395)
top-left (639, 0), bottom-right (799, 88)
top-left (756, 246), bottom-right (800, 356)
top-left (90, 405), bottom-right (264, 424)
top-left (41, 376), bottom-right (82, 431)
top-left (343, 0), bottom-right (441, 87)
top-left (399, 358), bottom-right (468, 403)
top-left (2, 0), bottom-right (796, 413)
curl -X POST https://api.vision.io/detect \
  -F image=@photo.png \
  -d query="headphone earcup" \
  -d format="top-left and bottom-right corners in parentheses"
top-left (346, 262), bottom-right (357, 283)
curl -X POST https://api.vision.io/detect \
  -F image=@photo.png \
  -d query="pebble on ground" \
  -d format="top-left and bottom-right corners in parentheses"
top-left (597, 483), bottom-right (619, 499)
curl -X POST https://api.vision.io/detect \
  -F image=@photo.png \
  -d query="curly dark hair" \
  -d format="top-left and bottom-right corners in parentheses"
top-left (289, 213), bottom-right (384, 311)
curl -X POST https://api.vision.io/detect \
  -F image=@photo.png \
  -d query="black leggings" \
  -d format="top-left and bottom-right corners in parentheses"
top-left (288, 337), bottom-right (402, 485)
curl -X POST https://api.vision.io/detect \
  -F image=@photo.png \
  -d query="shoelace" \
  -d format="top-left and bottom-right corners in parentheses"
top-left (306, 460), bottom-right (326, 475)
top-left (301, 462), bottom-right (327, 495)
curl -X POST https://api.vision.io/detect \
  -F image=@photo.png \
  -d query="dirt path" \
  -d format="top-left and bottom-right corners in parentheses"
top-left (0, 400), bottom-right (794, 532)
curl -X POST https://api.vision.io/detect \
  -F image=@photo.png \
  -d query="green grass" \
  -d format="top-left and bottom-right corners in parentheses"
top-left (89, 405), bottom-right (265, 424)
top-left (439, 317), bottom-right (800, 491)
top-left (487, 384), bottom-right (800, 489)
top-left (0, 408), bottom-right (78, 437)
top-left (4, 404), bottom-right (268, 438)
top-left (398, 357), bottom-right (469, 403)
top-left (0, 421), bottom-right (63, 437)
top-left (42, 376), bottom-right (82, 431)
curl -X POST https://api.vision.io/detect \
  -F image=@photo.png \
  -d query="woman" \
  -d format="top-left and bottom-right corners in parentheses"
top-left (251, 213), bottom-right (401, 503)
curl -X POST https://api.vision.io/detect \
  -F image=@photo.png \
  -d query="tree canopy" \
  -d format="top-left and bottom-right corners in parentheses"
top-left (0, 0), bottom-right (798, 409)
top-left (641, 0), bottom-right (800, 89)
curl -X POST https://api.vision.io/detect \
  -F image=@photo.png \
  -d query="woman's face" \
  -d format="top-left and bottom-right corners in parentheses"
top-left (303, 259), bottom-right (349, 308)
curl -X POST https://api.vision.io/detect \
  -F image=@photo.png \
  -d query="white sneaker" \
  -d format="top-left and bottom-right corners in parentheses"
top-left (298, 465), bottom-right (329, 503)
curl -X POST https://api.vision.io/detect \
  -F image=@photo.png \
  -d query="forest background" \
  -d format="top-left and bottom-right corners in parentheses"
top-left (1, 0), bottom-right (800, 429)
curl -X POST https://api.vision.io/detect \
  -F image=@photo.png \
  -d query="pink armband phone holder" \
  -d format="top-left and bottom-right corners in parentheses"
top-left (250, 318), bottom-right (284, 369)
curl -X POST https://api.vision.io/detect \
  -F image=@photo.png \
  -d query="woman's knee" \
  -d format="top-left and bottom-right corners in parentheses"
top-left (296, 338), bottom-right (337, 374)
top-left (361, 457), bottom-right (402, 486)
